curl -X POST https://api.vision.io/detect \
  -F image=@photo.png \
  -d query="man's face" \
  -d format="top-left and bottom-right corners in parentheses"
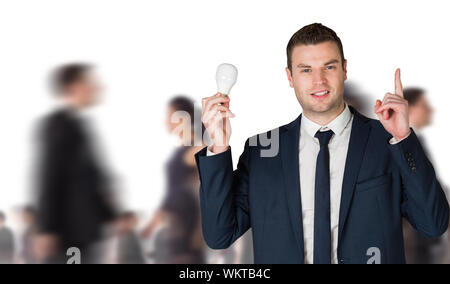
top-left (410, 95), bottom-right (434, 128)
top-left (286, 41), bottom-right (347, 117)
top-left (67, 72), bottom-right (101, 107)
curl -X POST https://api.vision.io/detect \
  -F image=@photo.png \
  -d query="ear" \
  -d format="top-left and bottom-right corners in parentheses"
top-left (343, 59), bottom-right (348, 81)
top-left (285, 67), bottom-right (294, 88)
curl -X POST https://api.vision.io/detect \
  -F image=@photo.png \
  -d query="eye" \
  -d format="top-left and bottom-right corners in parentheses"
top-left (326, 65), bottom-right (335, 70)
top-left (301, 68), bottom-right (311, 73)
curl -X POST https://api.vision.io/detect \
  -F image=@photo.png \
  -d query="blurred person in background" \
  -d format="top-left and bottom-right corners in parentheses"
top-left (0, 211), bottom-right (15, 264)
top-left (34, 63), bottom-right (117, 264)
top-left (141, 96), bottom-right (207, 264)
top-left (405, 88), bottom-right (433, 133)
top-left (117, 211), bottom-right (145, 264)
top-left (234, 230), bottom-right (254, 264)
top-left (20, 206), bottom-right (38, 264)
top-left (401, 87), bottom-right (448, 264)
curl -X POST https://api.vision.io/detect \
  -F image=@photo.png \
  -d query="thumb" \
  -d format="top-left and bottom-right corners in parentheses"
top-left (374, 99), bottom-right (382, 113)
top-left (375, 110), bottom-right (383, 121)
top-left (374, 100), bottom-right (383, 121)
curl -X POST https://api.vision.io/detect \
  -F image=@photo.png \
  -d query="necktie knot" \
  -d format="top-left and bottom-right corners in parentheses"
top-left (315, 129), bottom-right (334, 146)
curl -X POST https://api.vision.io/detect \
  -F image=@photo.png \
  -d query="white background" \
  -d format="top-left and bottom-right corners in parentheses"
top-left (0, 0), bottom-right (449, 219)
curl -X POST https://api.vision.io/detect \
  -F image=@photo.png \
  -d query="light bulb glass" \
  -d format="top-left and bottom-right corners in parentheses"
top-left (216, 63), bottom-right (238, 95)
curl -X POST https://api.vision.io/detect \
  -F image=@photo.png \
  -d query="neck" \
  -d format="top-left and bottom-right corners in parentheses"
top-left (63, 96), bottom-right (86, 110)
top-left (303, 101), bottom-right (345, 126)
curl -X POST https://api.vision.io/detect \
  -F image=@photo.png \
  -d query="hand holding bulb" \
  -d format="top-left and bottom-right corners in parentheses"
top-left (201, 63), bottom-right (238, 154)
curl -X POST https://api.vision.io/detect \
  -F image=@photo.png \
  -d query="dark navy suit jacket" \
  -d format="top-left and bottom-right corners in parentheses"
top-left (195, 106), bottom-right (449, 264)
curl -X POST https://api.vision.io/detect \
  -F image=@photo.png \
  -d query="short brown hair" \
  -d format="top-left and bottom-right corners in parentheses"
top-left (403, 87), bottom-right (425, 106)
top-left (286, 23), bottom-right (345, 72)
top-left (51, 63), bottom-right (92, 95)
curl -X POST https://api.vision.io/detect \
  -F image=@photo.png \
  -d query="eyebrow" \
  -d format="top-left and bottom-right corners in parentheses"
top-left (296, 59), bottom-right (340, 68)
top-left (324, 59), bottom-right (340, 65)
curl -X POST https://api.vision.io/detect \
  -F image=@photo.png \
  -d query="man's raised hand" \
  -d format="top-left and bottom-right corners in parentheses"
top-left (374, 68), bottom-right (411, 141)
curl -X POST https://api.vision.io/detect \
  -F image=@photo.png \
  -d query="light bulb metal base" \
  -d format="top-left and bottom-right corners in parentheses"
top-left (217, 93), bottom-right (228, 106)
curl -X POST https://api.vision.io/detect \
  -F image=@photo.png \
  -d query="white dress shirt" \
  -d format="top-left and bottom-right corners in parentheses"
top-left (206, 103), bottom-right (409, 264)
top-left (299, 104), bottom-right (353, 264)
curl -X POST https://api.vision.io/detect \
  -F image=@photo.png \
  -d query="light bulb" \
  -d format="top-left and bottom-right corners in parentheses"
top-left (216, 63), bottom-right (238, 95)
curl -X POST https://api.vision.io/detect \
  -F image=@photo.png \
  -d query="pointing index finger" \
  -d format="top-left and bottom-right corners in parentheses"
top-left (395, 68), bottom-right (403, 98)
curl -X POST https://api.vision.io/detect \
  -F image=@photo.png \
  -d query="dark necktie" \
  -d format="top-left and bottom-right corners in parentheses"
top-left (313, 129), bottom-right (334, 264)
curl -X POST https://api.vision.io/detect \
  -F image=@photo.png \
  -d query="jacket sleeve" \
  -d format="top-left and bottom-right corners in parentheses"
top-left (389, 129), bottom-right (449, 238)
top-left (194, 139), bottom-right (251, 249)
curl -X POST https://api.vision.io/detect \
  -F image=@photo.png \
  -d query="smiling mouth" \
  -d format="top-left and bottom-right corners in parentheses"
top-left (310, 90), bottom-right (330, 97)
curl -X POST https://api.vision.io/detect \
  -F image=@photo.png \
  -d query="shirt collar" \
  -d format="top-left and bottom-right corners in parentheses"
top-left (301, 103), bottom-right (352, 138)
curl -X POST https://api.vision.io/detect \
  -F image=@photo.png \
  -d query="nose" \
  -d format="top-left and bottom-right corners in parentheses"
top-left (312, 69), bottom-right (326, 86)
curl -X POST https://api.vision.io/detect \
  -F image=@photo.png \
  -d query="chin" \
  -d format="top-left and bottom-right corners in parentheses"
top-left (309, 100), bottom-right (333, 111)
top-left (311, 105), bottom-right (333, 113)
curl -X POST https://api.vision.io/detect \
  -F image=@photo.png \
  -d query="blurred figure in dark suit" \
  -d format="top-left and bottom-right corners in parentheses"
top-left (117, 211), bottom-right (145, 264)
top-left (20, 206), bottom-right (38, 264)
top-left (401, 87), bottom-right (446, 264)
top-left (34, 63), bottom-right (117, 264)
top-left (0, 211), bottom-right (15, 264)
top-left (142, 96), bottom-right (207, 264)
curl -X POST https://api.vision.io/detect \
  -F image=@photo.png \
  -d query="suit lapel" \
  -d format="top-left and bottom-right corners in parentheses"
top-left (280, 113), bottom-right (305, 260)
top-left (338, 106), bottom-right (372, 243)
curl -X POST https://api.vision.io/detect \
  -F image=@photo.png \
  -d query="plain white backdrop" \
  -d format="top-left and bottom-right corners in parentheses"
top-left (0, 0), bottom-right (449, 218)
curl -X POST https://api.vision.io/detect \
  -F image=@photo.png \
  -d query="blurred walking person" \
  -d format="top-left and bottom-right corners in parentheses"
top-left (20, 206), bottom-right (38, 264)
top-left (405, 88), bottom-right (434, 132)
top-left (401, 87), bottom-right (446, 264)
top-left (142, 96), bottom-right (206, 264)
top-left (0, 211), bottom-right (15, 264)
top-left (34, 63), bottom-right (117, 264)
top-left (117, 212), bottom-right (146, 264)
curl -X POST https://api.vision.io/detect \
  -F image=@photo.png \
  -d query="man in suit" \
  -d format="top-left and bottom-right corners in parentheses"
top-left (35, 63), bottom-right (116, 264)
top-left (195, 23), bottom-right (449, 264)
